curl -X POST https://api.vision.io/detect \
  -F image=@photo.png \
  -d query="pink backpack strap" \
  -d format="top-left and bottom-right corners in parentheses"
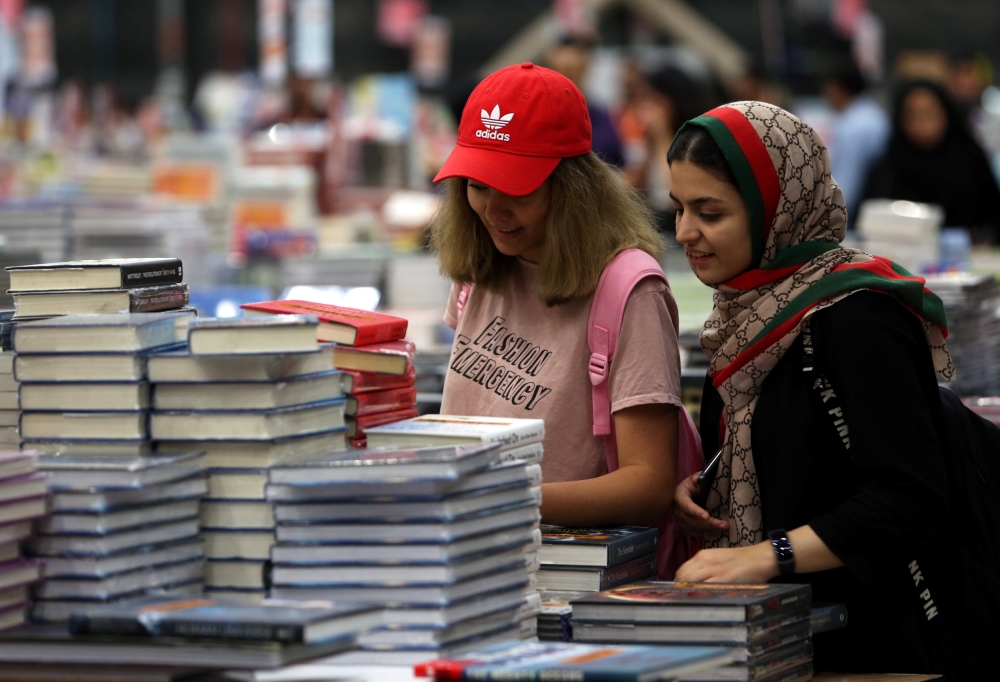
top-left (587, 249), bottom-right (667, 471)
top-left (455, 283), bottom-right (472, 321)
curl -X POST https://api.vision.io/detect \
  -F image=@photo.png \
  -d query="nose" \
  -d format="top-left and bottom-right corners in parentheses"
top-left (484, 190), bottom-right (513, 226)
top-left (674, 210), bottom-right (699, 245)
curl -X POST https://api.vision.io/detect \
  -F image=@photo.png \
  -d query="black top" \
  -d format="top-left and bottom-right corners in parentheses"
top-left (861, 80), bottom-right (1000, 233)
top-left (700, 291), bottom-right (958, 674)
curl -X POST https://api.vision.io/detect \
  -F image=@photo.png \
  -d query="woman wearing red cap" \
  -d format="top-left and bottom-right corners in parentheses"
top-left (431, 63), bottom-right (683, 526)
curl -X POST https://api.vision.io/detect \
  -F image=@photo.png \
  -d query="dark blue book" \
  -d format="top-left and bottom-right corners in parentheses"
top-left (13, 313), bottom-right (187, 353)
top-left (539, 525), bottom-right (658, 567)
top-left (810, 602), bottom-right (848, 634)
top-left (67, 595), bottom-right (383, 644)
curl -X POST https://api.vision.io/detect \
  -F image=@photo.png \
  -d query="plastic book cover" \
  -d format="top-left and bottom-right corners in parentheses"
top-left (365, 415), bottom-right (545, 446)
top-left (241, 300), bottom-right (407, 346)
top-left (413, 641), bottom-right (733, 682)
top-left (35, 451), bottom-right (203, 472)
top-left (349, 407), bottom-right (420, 437)
top-left (270, 443), bottom-right (499, 473)
top-left (574, 582), bottom-right (811, 609)
top-left (187, 315), bottom-right (317, 332)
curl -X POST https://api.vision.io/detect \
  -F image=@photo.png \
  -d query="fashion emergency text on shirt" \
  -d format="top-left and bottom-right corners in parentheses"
top-left (450, 315), bottom-right (552, 411)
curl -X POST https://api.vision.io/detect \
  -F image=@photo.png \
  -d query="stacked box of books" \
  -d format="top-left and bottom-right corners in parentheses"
top-left (0, 451), bottom-right (46, 632)
top-left (266, 440), bottom-right (544, 665)
top-left (240, 301), bottom-right (419, 447)
top-left (569, 582), bottom-right (814, 682)
top-left (925, 273), bottom-right (1000, 396)
top-left (26, 452), bottom-right (208, 623)
top-left (11, 312), bottom-right (206, 622)
top-left (0, 345), bottom-right (18, 448)
top-left (149, 314), bottom-right (348, 599)
top-left (538, 591), bottom-right (588, 642)
top-left (537, 526), bottom-right (658, 595)
top-left (6, 258), bottom-right (191, 322)
top-left (365, 414), bottom-right (546, 466)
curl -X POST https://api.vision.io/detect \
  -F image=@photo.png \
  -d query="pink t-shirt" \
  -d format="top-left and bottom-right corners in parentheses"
top-left (441, 258), bottom-right (682, 483)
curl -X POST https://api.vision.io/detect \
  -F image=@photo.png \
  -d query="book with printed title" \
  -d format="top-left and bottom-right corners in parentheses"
top-left (539, 526), bottom-right (658, 568)
top-left (365, 414), bottom-right (545, 450)
top-left (241, 300), bottom-right (407, 346)
top-left (6, 258), bottom-right (183, 293)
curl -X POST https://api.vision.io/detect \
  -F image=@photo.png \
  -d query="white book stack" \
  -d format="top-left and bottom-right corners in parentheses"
top-left (266, 442), bottom-right (543, 666)
top-left (0, 351), bottom-right (19, 449)
top-left (0, 451), bottom-right (46, 632)
top-left (148, 316), bottom-right (348, 600)
top-left (25, 452), bottom-right (208, 623)
top-left (9, 312), bottom-right (209, 621)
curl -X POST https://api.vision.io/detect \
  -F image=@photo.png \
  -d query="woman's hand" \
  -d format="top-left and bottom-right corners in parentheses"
top-left (675, 543), bottom-right (778, 584)
top-left (673, 472), bottom-right (729, 537)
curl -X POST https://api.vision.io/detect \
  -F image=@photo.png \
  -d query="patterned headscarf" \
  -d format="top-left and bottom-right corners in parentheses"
top-left (674, 102), bottom-right (955, 547)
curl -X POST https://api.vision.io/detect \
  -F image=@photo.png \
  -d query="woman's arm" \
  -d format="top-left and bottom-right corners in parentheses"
top-left (540, 402), bottom-right (678, 526)
top-left (675, 525), bottom-right (844, 583)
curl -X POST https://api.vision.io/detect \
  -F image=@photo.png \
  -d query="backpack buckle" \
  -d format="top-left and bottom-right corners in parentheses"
top-left (589, 353), bottom-right (608, 385)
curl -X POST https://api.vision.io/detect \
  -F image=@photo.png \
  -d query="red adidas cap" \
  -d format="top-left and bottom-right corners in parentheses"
top-left (433, 62), bottom-right (592, 196)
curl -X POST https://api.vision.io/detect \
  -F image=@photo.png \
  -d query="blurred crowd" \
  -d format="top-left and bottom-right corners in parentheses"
top-left (542, 38), bottom-right (1000, 243)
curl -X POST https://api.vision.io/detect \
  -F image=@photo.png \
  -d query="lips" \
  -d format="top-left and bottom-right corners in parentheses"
top-left (490, 225), bottom-right (524, 242)
top-left (685, 250), bottom-right (714, 264)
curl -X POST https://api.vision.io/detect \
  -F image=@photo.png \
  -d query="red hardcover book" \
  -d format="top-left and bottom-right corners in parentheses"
top-left (347, 407), bottom-right (420, 438)
top-left (240, 300), bottom-right (408, 346)
top-left (341, 366), bottom-right (416, 394)
top-left (332, 340), bottom-right (416, 376)
top-left (347, 386), bottom-right (418, 417)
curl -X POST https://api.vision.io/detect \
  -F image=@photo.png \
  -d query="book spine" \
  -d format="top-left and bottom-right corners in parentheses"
top-left (482, 422), bottom-right (545, 450)
top-left (810, 603), bottom-right (848, 634)
top-left (119, 259), bottom-right (184, 288)
top-left (344, 366), bottom-right (416, 393)
top-left (129, 284), bottom-right (190, 313)
top-left (354, 319), bottom-right (409, 346)
top-left (746, 585), bottom-right (812, 621)
top-left (604, 528), bottom-right (658, 568)
top-left (600, 554), bottom-right (656, 590)
top-left (155, 620), bottom-right (304, 642)
top-left (353, 387), bottom-right (418, 416)
top-left (68, 614), bottom-right (151, 636)
top-left (353, 408), bottom-right (419, 437)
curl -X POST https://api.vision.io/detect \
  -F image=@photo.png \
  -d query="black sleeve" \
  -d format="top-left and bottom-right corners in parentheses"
top-left (807, 292), bottom-right (949, 581)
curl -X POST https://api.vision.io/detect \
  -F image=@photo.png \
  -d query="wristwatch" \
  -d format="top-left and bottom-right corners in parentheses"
top-left (768, 529), bottom-right (796, 577)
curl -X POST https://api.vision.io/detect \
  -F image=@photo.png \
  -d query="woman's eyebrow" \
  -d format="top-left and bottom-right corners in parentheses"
top-left (668, 193), bottom-right (726, 205)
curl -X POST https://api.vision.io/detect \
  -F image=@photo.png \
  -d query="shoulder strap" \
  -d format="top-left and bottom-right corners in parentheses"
top-left (455, 283), bottom-right (472, 322)
top-left (588, 249), bottom-right (668, 471)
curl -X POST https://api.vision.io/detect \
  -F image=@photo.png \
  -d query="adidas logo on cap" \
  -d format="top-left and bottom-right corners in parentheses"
top-left (477, 105), bottom-right (513, 142)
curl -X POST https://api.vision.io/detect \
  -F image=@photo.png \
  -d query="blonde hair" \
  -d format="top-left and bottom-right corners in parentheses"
top-left (431, 152), bottom-right (662, 306)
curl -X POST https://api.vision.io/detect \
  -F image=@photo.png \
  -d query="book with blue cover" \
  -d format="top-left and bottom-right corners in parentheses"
top-left (36, 452), bottom-right (204, 490)
top-left (268, 443), bottom-right (501, 485)
top-left (413, 640), bottom-right (733, 682)
top-left (13, 313), bottom-right (186, 353)
top-left (539, 526), bottom-right (658, 568)
top-left (67, 595), bottom-right (383, 644)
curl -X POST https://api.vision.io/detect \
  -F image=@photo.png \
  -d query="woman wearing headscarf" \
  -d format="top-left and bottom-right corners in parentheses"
top-left (863, 80), bottom-right (1000, 241)
top-left (666, 102), bottom-right (975, 675)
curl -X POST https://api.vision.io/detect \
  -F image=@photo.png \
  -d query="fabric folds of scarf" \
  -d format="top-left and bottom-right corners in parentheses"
top-left (684, 102), bottom-right (955, 548)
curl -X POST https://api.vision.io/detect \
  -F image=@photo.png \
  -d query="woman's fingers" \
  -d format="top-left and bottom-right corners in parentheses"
top-left (673, 473), bottom-right (729, 534)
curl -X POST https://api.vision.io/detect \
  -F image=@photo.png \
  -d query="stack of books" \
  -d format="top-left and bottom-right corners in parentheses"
top-left (537, 526), bottom-right (658, 593)
top-left (6, 258), bottom-right (190, 321)
top-left (0, 346), bottom-right (18, 448)
top-left (241, 301), bottom-right (418, 447)
top-left (0, 451), bottom-right (46, 632)
top-left (925, 273), bottom-right (1000, 396)
top-left (0, 310), bottom-right (13, 351)
top-left (265, 442), bottom-right (543, 665)
top-left (366, 414), bottom-right (546, 465)
top-left (26, 452), bottom-right (207, 623)
top-left (148, 314), bottom-right (348, 599)
top-left (569, 582), bottom-right (814, 682)
top-left (537, 591), bottom-right (588, 642)
top-left (14, 313), bottom-right (189, 455)
top-left (0, 594), bottom-right (383, 671)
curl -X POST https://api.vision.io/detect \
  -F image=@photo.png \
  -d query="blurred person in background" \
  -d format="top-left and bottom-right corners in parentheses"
top-left (547, 37), bottom-right (624, 167)
top-left (822, 58), bottom-right (890, 226)
top-left (621, 66), bottom-right (709, 228)
top-left (862, 80), bottom-right (1000, 242)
